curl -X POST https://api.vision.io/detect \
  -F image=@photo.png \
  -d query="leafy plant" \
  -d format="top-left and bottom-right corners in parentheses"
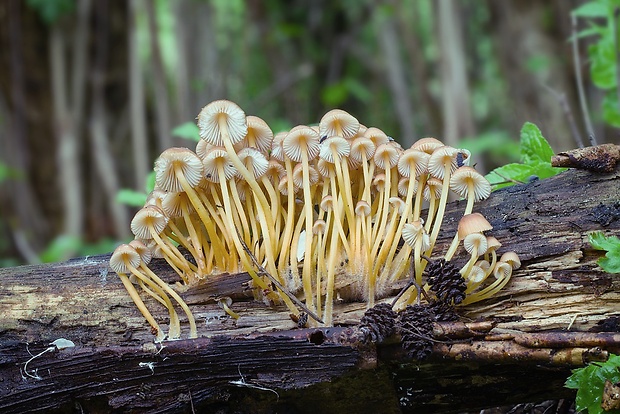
top-left (589, 231), bottom-right (620, 273)
top-left (565, 354), bottom-right (620, 414)
top-left (26, 0), bottom-right (75, 25)
top-left (572, 0), bottom-right (620, 126)
top-left (172, 122), bottom-right (201, 142)
top-left (116, 171), bottom-right (156, 208)
top-left (485, 122), bottom-right (566, 190)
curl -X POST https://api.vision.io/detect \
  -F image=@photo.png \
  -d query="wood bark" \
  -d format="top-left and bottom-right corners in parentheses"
top-left (1, 163), bottom-right (619, 413)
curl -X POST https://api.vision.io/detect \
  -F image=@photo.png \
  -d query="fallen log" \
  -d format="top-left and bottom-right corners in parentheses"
top-left (0, 160), bottom-right (619, 413)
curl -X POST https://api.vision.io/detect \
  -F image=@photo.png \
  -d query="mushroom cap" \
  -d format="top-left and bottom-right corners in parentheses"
top-left (475, 259), bottom-right (491, 272)
top-left (265, 159), bottom-right (286, 184)
top-left (402, 221), bottom-right (430, 251)
top-left (161, 191), bottom-right (194, 217)
top-left (154, 148), bottom-right (204, 193)
top-left (319, 136), bottom-right (351, 163)
top-left (131, 205), bottom-right (169, 240)
top-left (412, 137), bottom-right (444, 154)
top-left (389, 196), bottom-right (406, 215)
top-left (463, 233), bottom-right (488, 255)
top-left (467, 265), bottom-right (486, 284)
top-left (291, 163), bottom-right (319, 189)
top-left (197, 100), bottom-right (248, 146)
top-left (312, 219), bottom-right (327, 234)
top-left (283, 125), bottom-right (320, 162)
top-left (355, 200), bottom-right (371, 216)
top-left (373, 143), bottom-right (400, 170)
top-left (398, 148), bottom-right (429, 178)
top-left (493, 261), bottom-right (513, 279)
top-left (319, 109), bottom-right (359, 139)
top-left (485, 236), bottom-right (502, 252)
top-left (270, 131), bottom-right (287, 162)
top-left (277, 175), bottom-right (294, 196)
top-left (500, 251), bottom-right (521, 269)
top-left (427, 146), bottom-right (459, 179)
top-left (372, 173), bottom-right (387, 192)
top-left (350, 137), bottom-right (376, 163)
top-left (423, 177), bottom-right (444, 201)
top-left (397, 176), bottom-right (418, 197)
top-left (195, 139), bottom-right (215, 160)
top-left (457, 213), bottom-right (493, 240)
top-left (202, 147), bottom-right (237, 182)
top-left (363, 127), bottom-right (389, 147)
top-left (145, 189), bottom-right (166, 208)
top-left (320, 195), bottom-right (334, 212)
top-left (450, 166), bottom-right (492, 202)
top-left (316, 158), bottom-right (335, 178)
top-left (235, 115), bottom-right (273, 154)
top-left (237, 147), bottom-right (269, 179)
top-left (110, 244), bottom-right (141, 274)
top-left (129, 239), bottom-right (153, 265)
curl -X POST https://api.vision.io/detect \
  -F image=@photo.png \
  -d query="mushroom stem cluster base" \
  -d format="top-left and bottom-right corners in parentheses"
top-left (1, 162), bottom-right (619, 413)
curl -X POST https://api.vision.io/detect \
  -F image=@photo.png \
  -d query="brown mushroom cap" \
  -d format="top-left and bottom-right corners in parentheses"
top-left (412, 137), bottom-right (444, 154)
top-left (457, 213), bottom-right (493, 240)
top-left (363, 127), bottom-right (389, 147)
top-left (500, 251), bottom-right (521, 269)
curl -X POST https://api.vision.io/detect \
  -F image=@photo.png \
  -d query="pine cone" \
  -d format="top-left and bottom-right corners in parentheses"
top-left (397, 304), bottom-right (434, 360)
top-left (358, 303), bottom-right (397, 343)
top-left (426, 259), bottom-right (467, 305)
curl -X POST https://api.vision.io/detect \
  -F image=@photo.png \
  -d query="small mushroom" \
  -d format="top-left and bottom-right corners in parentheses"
top-left (216, 297), bottom-right (240, 320)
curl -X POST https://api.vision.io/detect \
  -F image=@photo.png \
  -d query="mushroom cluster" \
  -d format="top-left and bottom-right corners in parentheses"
top-left (110, 99), bottom-right (519, 339)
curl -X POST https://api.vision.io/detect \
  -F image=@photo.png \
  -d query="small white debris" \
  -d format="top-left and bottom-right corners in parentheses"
top-left (139, 361), bottom-right (156, 375)
top-left (50, 338), bottom-right (75, 350)
top-left (297, 230), bottom-right (306, 262)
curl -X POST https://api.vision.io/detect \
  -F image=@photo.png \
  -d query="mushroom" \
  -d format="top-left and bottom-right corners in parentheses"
top-left (216, 296), bottom-right (240, 320)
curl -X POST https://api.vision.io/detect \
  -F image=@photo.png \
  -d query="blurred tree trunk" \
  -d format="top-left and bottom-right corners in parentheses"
top-left (436, 0), bottom-right (476, 147)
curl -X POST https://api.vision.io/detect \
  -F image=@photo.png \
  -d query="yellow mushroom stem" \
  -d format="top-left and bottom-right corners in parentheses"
top-left (118, 273), bottom-right (165, 342)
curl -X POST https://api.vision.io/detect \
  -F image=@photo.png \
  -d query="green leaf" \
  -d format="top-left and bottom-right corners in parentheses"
top-left (26, 0), bottom-right (75, 25)
top-left (572, 1), bottom-right (609, 18)
top-left (589, 231), bottom-right (620, 273)
top-left (566, 354), bottom-right (620, 414)
top-left (589, 35), bottom-right (618, 89)
top-left (529, 161), bottom-right (567, 180)
top-left (172, 122), bottom-right (201, 142)
top-left (603, 91), bottom-right (620, 127)
top-left (145, 171), bottom-right (156, 193)
top-left (40, 234), bottom-right (82, 263)
top-left (116, 189), bottom-right (148, 207)
top-left (519, 122), bottom-right (555, 165)
top-left (485, 163), bottom-right (535, 190)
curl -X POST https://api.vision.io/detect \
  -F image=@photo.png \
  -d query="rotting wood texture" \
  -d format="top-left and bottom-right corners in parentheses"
top-left (0, 163), bottom-right (619, 413)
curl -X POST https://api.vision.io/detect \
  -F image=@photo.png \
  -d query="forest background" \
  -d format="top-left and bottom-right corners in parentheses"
top-left (0, 0), bottom-right (618, 267)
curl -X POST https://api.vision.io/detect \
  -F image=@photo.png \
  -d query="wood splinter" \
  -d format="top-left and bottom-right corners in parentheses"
top-left (551, 143), bottom-right (620, 172)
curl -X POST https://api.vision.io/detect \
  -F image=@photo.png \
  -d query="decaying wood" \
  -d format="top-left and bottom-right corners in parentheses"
top-left (1, 163), bottom-right (619, 413)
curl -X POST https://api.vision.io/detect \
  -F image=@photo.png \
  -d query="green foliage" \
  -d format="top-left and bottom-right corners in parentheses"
top-left (565, 354), bottom-right (620, 414)
top-left (485, 122), bottom-right (566, 190)
top-left (589, 231), bottom-right (620, 273)
top-left (172, 122), bottom-right (201, 142)
top-left (573, 0), bottom-right (620, 127)
top-left (116, 171), bottom-right (156, 208)
top-left (0, 162), bottom-right (21, 183)
top-left (26, 0), bottom-right (75, 24)
top-left (39, 235), bottom-right (119, 263)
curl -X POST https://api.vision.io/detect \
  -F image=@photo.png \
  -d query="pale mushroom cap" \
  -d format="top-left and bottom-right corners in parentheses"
top-left (196, 139), bottom-right (215, 160)
top-left (475, 259), bottom-right (491, 272)
top-left (154, 148), bottom-right (204, 193)
top-left (270, 131), bottom-right (287, 162)
top-left (131, 205), bottom-right (169, 240)
top-left (319, 136), bottom-right (351, 163)
top-left (363, 127), bottom-right (389, 147)
top-left (402, 221), bottom-right (430, 251)
top-left (350, 137), bottom-right (376, 163)
top-left (493, 261), bottom-right (513, 279)
top-left (237, 115), bottom-right (273, 154)
top-left (129, 239), bottom-right (152, 265)
top-left (372, 173), bottom-right (387, 192)
top-left (320, 195), bottom-right (334, 212)
top-left (265, 159), bottom-right (286, 184)
top-left (450, 166), bottom-right (492, 202)
top-left (457, 213), bottom-right (493, 240)
top-left (427, 146), bottom-right (459, 179)
top-left (197, 100), bottom-right (248, 146)
top-left (110, 244), bottom-right (141, 274)
top-left (500, 251), bottom-right (521, 269)
top-left (277, 175), bottom-right (294, 196)
top-left (412, 137), bottom-right (444, 154)
top-left (319, 109), bottom-right (360, 139)
top-left (423, 177), bottom-right (444, 201)
top-left (463, 233), bottom-right (488, 255)
top-left (161, 191), bottom-right (194, 217)
top-left (145, 189), bottom-right (166, 208)
top-left (316, 158), bottom-right (335, 178)
top-left (467, 265), bottom-right (486, 284)
top-left (202, 147), bottom-right (237, 183)
top-left (389, 196), bottom-right (406, 215)
top-left (355, 200), bottom-right (371, 216)
top-left (398, 176), bottom-right (417, 197)
top-left (373, 143), bottom-right (400, 170)
top-left (237, 147), bottom-right (269, 179)
top-left (292, 163), bottom-right (319, 189)
top-left (398, 148), bottom-right (429, 178)
top-left (283, 125), bottom-right (321, 162)
top-left (312, 219), bottom-right (327, 234)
